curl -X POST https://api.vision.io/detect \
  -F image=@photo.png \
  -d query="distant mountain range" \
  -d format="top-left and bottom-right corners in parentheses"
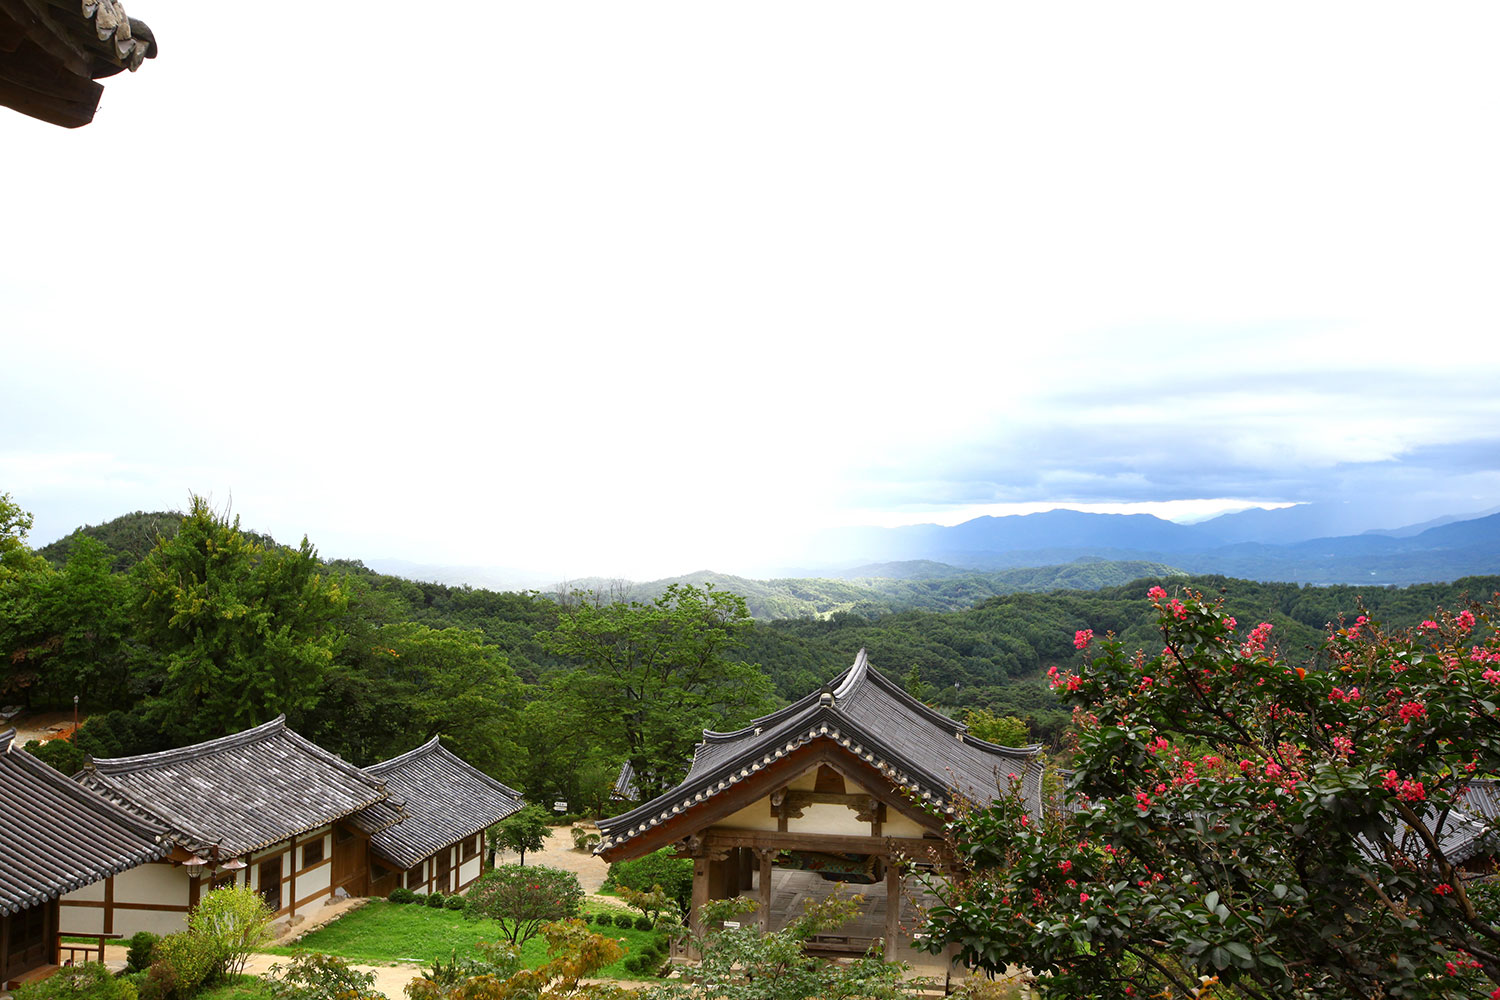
top-left (36, 502), bottom-right (1500, 616)
top-left (560, 560), bottom-right (1185, 619)
top-left (801, 504), bottom-right (1500, 586)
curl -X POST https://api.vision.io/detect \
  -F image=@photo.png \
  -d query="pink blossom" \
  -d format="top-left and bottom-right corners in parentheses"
top-left (1058, 860), bottom-right (1072, 872)
top-left (1148, 586), bottom-right (1167, 602)
top-left (1421, 620), bottom-right (1439, 631)
top-left (1074, 629), bottom-right (1094, 650)
top-left (1398, 780), bottom-right (1426, 802)
top-left (1264, 762), bottom-right (1283, 778)
top-left (1332, 735), bottom-right (1353, 756)
top-left (1079, 892), bottom-right (1090, 904)
top-left (1457, 610), bottom-right (1476, 633)
top-left (1397, 701), bottom-right (1427, 724)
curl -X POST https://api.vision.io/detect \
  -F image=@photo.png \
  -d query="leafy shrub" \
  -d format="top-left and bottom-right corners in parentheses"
top-left (389, 887), bottom-right (417, 904)
top-left (426, 892), bottom-right (446, 908)
top-left (148, 932), bottom-right (220, 999)
top-left (568, 826), bottom-right (600, 852)
top-left (633, 916), bottom-right (652, 931)
top-left (265, 953), bottom-right (383, 1000)
top-left (603, 848), bottom-right (691, 917)
top-left (186, 885), bottom-right (274, 977)
top-left (127, 931), bottom-right (160, 973)
top-left (22, 737), bottom-right (86, 776)
top-left (14, 963), bottom-right (137, 1000)
top-left (444, 895), bottom-right (465, 911)
top-left (613, 913), bottom-right (635, 929)
top-left (463, 865), bottom-right (584, 946)
top-left (593, 912), bottom-right (615, 926)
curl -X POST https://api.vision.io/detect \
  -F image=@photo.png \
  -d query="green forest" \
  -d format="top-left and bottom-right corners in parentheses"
top-left (6, 495), bottom-right (1498, 812)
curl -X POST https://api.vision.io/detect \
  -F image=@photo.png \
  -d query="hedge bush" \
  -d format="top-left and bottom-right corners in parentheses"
top-left (444, 895), bottom-right (465, 910)
top-left (602, 848), bottom-right (691, 917)
top-left (388, 887), bottom-right (417, 904)
top-left (426, 892), bottom-right (446, 908)
top-left (14, 963), bottom-right (137, 1000)
top-left (127, 931), bottom-right (159, 973)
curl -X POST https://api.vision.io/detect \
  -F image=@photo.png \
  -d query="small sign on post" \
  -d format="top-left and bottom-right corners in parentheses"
top-left (553, 800), bottom-right (568, 812)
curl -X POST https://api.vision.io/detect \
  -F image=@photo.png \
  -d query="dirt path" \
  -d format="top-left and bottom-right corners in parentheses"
top-left (498, 823), bottom-right (621, 905)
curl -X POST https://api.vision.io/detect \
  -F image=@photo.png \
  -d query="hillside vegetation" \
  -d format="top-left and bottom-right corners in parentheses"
top-left (12, 504), bottom-right (1500, 785)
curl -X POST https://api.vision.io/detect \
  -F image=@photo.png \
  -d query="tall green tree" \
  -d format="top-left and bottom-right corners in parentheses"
top-left (135, 496), bottom-right (347, 742)
top-left (541, 584), bottom-right (773, 801)
top-left (0, 492), bottom-right (57, 706)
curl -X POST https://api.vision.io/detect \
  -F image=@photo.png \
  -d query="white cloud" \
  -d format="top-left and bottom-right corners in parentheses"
top-left (4, 2), bottom-right (1500, 578)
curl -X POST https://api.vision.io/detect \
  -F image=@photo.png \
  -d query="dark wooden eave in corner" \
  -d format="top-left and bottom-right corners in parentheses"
top-left (0, 0), bottom-right (156, 127)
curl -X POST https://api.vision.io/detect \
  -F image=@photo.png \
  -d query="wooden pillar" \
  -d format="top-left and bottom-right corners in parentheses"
top-left (757, 849), bottom-right (773, 934)
top-left (690, 858), bottom-right (709, 936)
top-left (288, 836), bottom-right (297, 917)
top-left (103, 875), bottom-right (115, 935)
top-left (885, 858), bottom-right (902, 961)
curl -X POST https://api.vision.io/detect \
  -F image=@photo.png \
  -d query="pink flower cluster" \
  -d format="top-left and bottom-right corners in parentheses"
top-left (1240, 622), bottom-right (1273, 657)
top-left (1397, 701), bottom-right (1427, 724)
top-left (1382, 770), bottom-right (1426, 801)
top-left (1074, 629), bottom-right (1094, 650)
top-left (1147, 585), bottom-right (1167, 602)
top-left (1457, 609), bottom-right (1476, 633)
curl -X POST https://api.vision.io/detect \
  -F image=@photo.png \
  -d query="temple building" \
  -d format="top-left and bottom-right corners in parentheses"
top-left (596, 650), bottom-right (1043, 968)
top-left (361, 736), bottom-right (526, 898)
top-left (1, 728), bottom-right (168, 989)
top-left (62, 717), bottom-right (405, 938)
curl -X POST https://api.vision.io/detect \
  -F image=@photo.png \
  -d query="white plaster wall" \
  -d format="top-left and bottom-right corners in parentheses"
top-left (59, 905), bottom-right (104, 935)
top-left (882, 811), bottom-right (931, 839)
top-left (110, 906), bottom-right (189, 938)
top-left (68, 880), bottom-right (105, 901)
top-left (786, 801), bottom-right (872, 836)
top-left (121, 863), bottom-right (190, 901)
top-left (298, 857), bottom-right (332, 898)
top-left (716, 796), bottom-right (780, 832)
top-left (457, 857), bottom-right (481, 888)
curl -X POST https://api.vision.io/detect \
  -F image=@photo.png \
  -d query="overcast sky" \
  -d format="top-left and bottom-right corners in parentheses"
top-left (4, 3), bottom-right (1500, 581)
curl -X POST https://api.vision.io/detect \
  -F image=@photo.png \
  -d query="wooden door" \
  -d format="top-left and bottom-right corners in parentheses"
top-left (331, 824), bottom-right (366, 896)
top-left (2, 902), bottom-right (55, 984)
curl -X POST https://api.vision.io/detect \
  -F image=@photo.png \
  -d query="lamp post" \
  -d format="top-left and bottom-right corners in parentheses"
top-left (72, 694), bottom-right (79, 743)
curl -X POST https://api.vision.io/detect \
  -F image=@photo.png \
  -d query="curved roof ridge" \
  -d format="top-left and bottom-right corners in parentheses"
top-left (0, 728), bottom-right (15, 753)
top-left (365, 735), bottom-right (443, 775)
top-left (833, 648), bottom-right (870, 699)
top-left (12, 746), bottom-right (170, 846)
top-left (699, 662), bottom-right (858, 742)
top-left (87, 715), bottom-right (289, 774)
top-left (368, 737), bottom-right (524, 801)
top-left (964, 734), bottom-right (1046, 756)
top-left (279, 726), bottom-right (399, 795)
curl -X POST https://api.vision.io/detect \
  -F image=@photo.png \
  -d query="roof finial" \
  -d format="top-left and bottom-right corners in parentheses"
top-left (818, 684), bottom-right (835, 707)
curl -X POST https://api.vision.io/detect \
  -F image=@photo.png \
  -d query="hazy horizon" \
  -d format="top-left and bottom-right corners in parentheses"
top-left (6, 3), bottom-right (1500, 581)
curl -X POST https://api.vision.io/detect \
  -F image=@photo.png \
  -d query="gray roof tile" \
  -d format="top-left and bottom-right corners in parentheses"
top-left (77, 716), bottom-right (401, 857)
top-left (598, 650), bottom-right (1043, 852)
top-left (360, 738), bottom-right (525, 870)
top-left (0, 729), bottom-right (170, 916)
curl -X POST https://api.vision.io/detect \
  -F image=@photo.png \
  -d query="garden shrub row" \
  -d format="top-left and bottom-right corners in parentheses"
top-left (387, 888), bottom-right (464, 910)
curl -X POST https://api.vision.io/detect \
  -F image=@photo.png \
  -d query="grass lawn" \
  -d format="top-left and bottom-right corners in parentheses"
top-left (262, 901), bottom-right (665, 981)
top-left (196, 975), bottom-right (274, 1000)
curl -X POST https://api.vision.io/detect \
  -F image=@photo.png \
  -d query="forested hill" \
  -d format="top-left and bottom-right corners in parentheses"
top-left (21, 506), bottom-right (1500, 754)
top-left (560, 560), bottom-right (1186, 619)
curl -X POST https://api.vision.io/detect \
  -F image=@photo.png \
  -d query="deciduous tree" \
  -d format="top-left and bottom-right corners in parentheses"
top-left (135, 496), bottom-right (347, 742)
top-left (541, 584), bottom-right (771, 800)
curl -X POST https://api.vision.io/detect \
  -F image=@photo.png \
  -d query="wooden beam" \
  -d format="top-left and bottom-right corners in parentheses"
top-left (598, 740), bottom-right (945, 862)
top-left (703, 829), bottom-right (947, 860)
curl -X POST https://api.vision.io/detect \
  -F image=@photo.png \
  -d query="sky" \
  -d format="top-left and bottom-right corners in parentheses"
top-left (4, 3), bottom-right (1500, 582)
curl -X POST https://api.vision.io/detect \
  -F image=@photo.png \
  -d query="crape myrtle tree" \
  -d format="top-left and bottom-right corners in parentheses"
top-left (920, 587), bottom-right (1500, 1000)
top-left (540, 584), bottom-right (773, 801)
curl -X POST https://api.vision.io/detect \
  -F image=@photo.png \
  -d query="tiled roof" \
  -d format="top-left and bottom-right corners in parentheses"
top-left (0, 729), bottom-right (170, 916)
top-left (359, 737), bottom-right (525, 870)
top-left (598, 650), bottom-right (1044, 853)
top-left (77, 716), bottom-right (403, 857)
